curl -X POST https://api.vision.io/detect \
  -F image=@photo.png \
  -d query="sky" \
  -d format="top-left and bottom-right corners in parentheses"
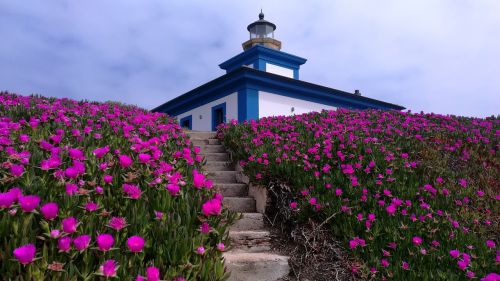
top-left (0, 0), bottom-right (499, 117)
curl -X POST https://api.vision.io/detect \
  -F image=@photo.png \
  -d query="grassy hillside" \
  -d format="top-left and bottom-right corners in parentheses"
top-left (218, 109), bottom-right (499, 280)
top-left (0, 92), bottom-right (235, 280)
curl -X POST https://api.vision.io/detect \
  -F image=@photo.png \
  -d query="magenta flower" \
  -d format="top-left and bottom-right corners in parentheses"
top-left (167, 183), bottom-right (180, 196)
top-left (146, 266), bottom-right (160, 281)
top-left (201, 198), bottom-right (222, 217)
top-left (386, 204), bottom-right (396, 215)
top-left (73, 235), bottom-right (91, 251)
top-left (200, 222), bottom-right (210, 234)
top-left (196, 246), bottom-right (205, 255)
top-left (138, 153), bottom-right (151, 163)
top-left (402, 261), bottom-right (409, 270)
top-left (40, 202), bottom-right (58, 220)
top-left (380, 259), bottom-right (389, 267)
top-left (108, 217), bottom-right (127, 231)
top-left (50, 229), bottom-right (61, 238)
top-left (193, 171), bottom-right (205, 189)
top-left (84, 201), bottom-right (99, 212)
top-left (290, 202), bottom-right (298, 209)
top-left (103, 175), bottom-right (113, 184)
top-left (93, 146), bottom-right (109, 158)
top-left (62, 217), bottom-right (78, 233)
top-left (119, 155), bottom-right (133, 168)
top-left (0, 191), bottom-right (16, 208)
top-left (481, 273), bottom-right (500, 281)
top-left (13, 244), bottom-right (36, 265)
top-left (10, 164), bottom-right (25, 177)
top-left (19, 195), bottom-right (40, 212)
top-left (100, 260), bottom-right (117, 277)
top-left (58, 237), bottom-right (72, 252)
top-left (127, 235), bottom-right (145, 253)
top-left (65, 183), bottom-right (78, 196)
top-left (123, 183), bottom-right (142, 199)
top-left (217, 242), bottom-right (225, 251)
top-left (97, 234), bottom-right (114, 251)
top-left (450, 249), bottom-right (460, 258)
top-left (412, 236), bottom-right (423, 246)
top-left (486, 240), bottom-right (496, 249)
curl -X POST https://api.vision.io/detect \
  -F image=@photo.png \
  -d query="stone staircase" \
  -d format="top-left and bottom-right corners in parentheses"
top-left (187, 131), bottom-right (289, 281)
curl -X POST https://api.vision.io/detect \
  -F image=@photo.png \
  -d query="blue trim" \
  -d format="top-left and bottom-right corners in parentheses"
top-left (179, 115), bottom-right (192, 130)
top-left (211, 103), bottom-right (226, 131)
top-left (152, 67), bottom-right (405, 116)
top-left (293, 69), bottom-right (299, 80)
top-left (219, 45), bottom-right (306, 73)
top-left (238, 89), bottom-right (259, 123)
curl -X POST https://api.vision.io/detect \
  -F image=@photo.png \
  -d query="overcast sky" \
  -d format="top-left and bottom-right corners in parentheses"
top-left (1, 0), bottom-right (499, 117)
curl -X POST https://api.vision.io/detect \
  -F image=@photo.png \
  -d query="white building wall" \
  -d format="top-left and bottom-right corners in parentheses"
top-left (265, 63), bottom-right (294, 78)
top-left (176, 93), bottom-right (238, 131)
top-left (258, 91), bottom-right (337, 118)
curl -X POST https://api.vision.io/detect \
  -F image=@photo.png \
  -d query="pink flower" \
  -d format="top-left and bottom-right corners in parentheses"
top-left (386, 204), bottom-right (396, 215)
top-left (380, 259), bottom-right (389, 267)
top-left (167, 183), bottom-right (180, 196)
top-left (146, 266), bottom-right (160, 281)
top-left (50, 229), bottom-right (61, 238)
top-left (73, 235), bottom-right (91, 251)
top-left (481, 273), bottom-right (500, 281)
top-left (486, 240), bottom-right (496, 249)
top-left (0, 191), bottom-right (16, 208)
top-left (13, 244), bottom-right (36, 265)
top-left (290, 202), bottom-right (298, 209)
top-left (200, 222), bottom-right (210, 234)
top-left (103, 175), bottom-right (113, 184)
top-left (119, 155), bottom-right (133, 168)
top-left (65, 183), bottom-right (78, 196)
top-left (97, 234), bottom-right (114, 251)
top-left (202, 198), bottom-right (222, 217)
top-left (40, 202), bottom-right (58, 220)
top-left (193, 171), bottom-right (205, 189)
top-left (108, 217), bottom-right (127, 230)
top-left (68, 148), bottom-right (84, 160)
top-left (412, 236), bottom-right (423, 246)
top-left (217, 242), bottom-right (225, 251)
top-left (196, 246), bottom-right (205, 255)
top-left (402, 261), bottom-right (409, 270)
top-left (100, 260), bottom-right (117, 277)
top-left (62, 217), bottom-right (78, 233)
top-left (123, 183), bottom-right (142, 199)
top-left (58, 237), bottom-right (72, 252)
top-left (138, 153), bottom-right (151, 163)
top-left (19, 195), bottom-right (40, 212)
top-left (10, 164), bottom-right (25, 177)
top-left (467, 271), bottom-right (475, 279)
top-left (93, 146), bottom-right (109, 158)
top-left (84, 201), bottom-right (99, 212)
top-left (127, 236), bottom-right (145, 253)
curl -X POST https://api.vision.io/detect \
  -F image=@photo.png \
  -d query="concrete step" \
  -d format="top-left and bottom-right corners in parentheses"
top-left (198, 144), bottom-right (226, 153)
top-left (224, 252), bottom-right (290, 281)
top-left (207, 138), bottom-right (221, 145)
top-left (216, 183), bottom-right (248, 197)
top-left (201, 152), bottom-right (228, 161)
top-left (229, 230), bottom-right (271, 252)
top-left (208, 170), bottom-right (238, 183)
top-left (223, 197), bottom-right (256, 213)
top-left (204, 161), bottom-right (233, 171)
top-left (231, 213), bottom-right (265, 231)
top-left (187, 132), bottom-right (216, 140)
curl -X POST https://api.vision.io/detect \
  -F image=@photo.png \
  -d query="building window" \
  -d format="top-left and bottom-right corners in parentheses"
top-left (211, 102), bottom-right (226, 131)
top-left (179, 115), bottom-right (192, 130)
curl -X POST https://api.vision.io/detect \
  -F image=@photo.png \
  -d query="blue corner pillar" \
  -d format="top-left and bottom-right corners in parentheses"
top-left (237, 88), bottom-right (259, 123)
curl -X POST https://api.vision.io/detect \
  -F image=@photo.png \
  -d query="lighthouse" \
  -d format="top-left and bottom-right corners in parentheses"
top-left (153, 12), bottom-right (404, 131)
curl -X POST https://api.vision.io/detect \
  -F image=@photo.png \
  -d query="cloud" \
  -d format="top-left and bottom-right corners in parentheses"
top-left (0, 0), bottom-right (498, 117)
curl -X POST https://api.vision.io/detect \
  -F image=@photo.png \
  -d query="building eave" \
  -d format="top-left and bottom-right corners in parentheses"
top-left (152, 67), bottom-right (405, 116)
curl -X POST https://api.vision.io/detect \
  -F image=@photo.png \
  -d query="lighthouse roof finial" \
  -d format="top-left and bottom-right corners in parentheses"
top-left (259, 9), bottom-right (264, 20)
